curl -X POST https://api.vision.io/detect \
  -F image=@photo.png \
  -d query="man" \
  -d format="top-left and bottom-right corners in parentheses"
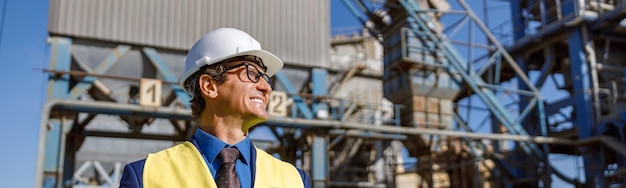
top-left (120, 28), bottom-right (311, 188)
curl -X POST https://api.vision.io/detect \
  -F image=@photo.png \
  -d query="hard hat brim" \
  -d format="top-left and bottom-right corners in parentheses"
top-left (179, 49), bottom-right (283, 92)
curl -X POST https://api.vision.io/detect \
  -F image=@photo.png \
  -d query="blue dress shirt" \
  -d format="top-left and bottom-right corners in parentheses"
top-left (192, 128), bottom-right (253, 188)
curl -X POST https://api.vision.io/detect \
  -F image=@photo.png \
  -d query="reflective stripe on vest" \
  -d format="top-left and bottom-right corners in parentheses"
top-left (143, 141), bottom-right (304, 188)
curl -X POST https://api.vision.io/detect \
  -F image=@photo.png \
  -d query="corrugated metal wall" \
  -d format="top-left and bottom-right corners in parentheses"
top-left (48, 0), bottom-right (330, 68)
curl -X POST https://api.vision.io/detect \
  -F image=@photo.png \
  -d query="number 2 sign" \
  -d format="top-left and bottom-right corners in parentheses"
top-left (268, 91), bottom-right (290, 117)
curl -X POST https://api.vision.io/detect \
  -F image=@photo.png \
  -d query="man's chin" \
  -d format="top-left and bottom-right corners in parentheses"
top-left (253, 112), bottom-right (269, 121)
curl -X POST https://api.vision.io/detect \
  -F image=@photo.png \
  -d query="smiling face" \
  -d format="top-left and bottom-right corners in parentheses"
top-left (207, 60), bottom-right (272, 130)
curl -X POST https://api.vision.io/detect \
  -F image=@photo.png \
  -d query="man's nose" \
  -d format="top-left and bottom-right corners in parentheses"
top-left (257, 78), bottom-right (272, 95)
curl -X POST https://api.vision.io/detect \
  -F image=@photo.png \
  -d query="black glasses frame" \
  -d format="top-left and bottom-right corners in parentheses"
top-left (224, 62), bottom-right (272, 85)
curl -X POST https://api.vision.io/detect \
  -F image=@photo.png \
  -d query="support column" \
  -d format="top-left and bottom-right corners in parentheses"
top-left (311, 69), bottom-right (329, 118)
top-left (311, 68), bottom-right (329, 187)
top-left (38, 37), bottom-right (72, 188)
top-left (567, 26), bottom-right (602, 187)
top-left (509, 0), bottom-right (525, 40)
top-left (515, 55), bottom-right (539, 186)
top-left (62, 131), bottom-right (80, 188)
top-left (311, 132), bottom-right (329, 188)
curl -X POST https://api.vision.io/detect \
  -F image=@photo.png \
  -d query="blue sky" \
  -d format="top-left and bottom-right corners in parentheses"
top-left (0, 0), bottom-right (576, 187)
top-left (0, 0), bottom-right (49, 187)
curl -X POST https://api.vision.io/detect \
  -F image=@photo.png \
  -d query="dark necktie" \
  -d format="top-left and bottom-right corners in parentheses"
top-left (216, 147), bottom-right (240, 188)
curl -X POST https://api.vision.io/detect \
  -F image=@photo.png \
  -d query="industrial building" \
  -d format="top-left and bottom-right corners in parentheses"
top-left (35, 0), bottom-right (626, 187)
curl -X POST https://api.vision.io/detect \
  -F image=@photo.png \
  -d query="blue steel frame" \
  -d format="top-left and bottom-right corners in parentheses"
top-left (340, 0), bottom-right (575, 186)
top-left (566, 26), bottom-right (600, 186)
top-left (69, 45), bottom-right (129, 99)
top-left (508, 0), bottom-right (626, 186)
top-left (38, 37), bottom-right (196, 188)
top-left (400, 0), bottom-right (570, 184)
top-left (275, 71), bottom-right (314, 119)
top-left (41, 37), bottom-right (71, 188)
top-left (142, 47), bottom-right (190, 107)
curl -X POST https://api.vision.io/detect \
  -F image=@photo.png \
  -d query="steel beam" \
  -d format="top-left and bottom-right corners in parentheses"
top-left (534, 48), bottom-right (556, 89)
top-left (39, 37), bottom-right (72, 188)
top-left (142, 47), bottom-right (190, 107)
top-left (311, 133), bottom-right (328, 188)
top-left (311, 69), bottom-right (329, 118)
top-left (339, 0), bottom-right (370, 33)
top-left (329, 129), bottom-right (407, 140)
top-left (310, 68), bottom-right (329, 188)
top-left (275, 71), bottom-right (314, 119)
top-left (81, 131), bottom-right (187, 141)
top-left (44, 100), bottom-right (192, 119)
top-left (41, 120), bottom-right (63, 188)
top-left (567, 25), bottom-right (602, 187)
top-left (62, 129), bottom-right (78, 187)
top-left (509, 0), bottom-right (525, 40)
top-left (47, 37), bottom-right (72, 100)
top-left (69, 45), bottom-right (129, 99)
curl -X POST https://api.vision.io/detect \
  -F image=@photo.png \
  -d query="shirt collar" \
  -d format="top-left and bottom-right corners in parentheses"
top-left (193, 128), bottom-right (252, 165)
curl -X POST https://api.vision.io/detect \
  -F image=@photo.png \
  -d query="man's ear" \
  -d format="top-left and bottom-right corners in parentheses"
top-left (199, 74), bottom-right (218, 98)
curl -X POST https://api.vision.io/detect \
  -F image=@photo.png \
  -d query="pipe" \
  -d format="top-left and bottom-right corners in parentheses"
top-left (595, 63), bottom-right (624, 72)
top-left (270, 116), bottom-right (626, 155)
top-left (41, 68), bottom-right (178, 85)
top-left (35, 100), bottom-right (56, 187)
top-left (575, 135), bottom-right (626, 157)
top-left (585, 34), bottom-right (603, 126)
top-left (329, 129), bottom-right (407, 140)
top-left (80, 131), bottom-right (187, 141)
top-left (47, 100), bottom-right (192, 119)
top-left (268, 116), bottom-right (575, 145)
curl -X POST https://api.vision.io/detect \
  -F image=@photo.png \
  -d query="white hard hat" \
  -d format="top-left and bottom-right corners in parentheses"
top-left (179, 28), bottom-right (283, 92)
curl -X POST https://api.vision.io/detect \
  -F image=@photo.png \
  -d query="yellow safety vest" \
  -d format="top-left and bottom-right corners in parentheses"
top-left (143, 141), bottom-right (304, 188)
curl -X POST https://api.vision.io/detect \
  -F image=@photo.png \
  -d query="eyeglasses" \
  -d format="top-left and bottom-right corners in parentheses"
top-left (224, 62), bottom-right (272, 85)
